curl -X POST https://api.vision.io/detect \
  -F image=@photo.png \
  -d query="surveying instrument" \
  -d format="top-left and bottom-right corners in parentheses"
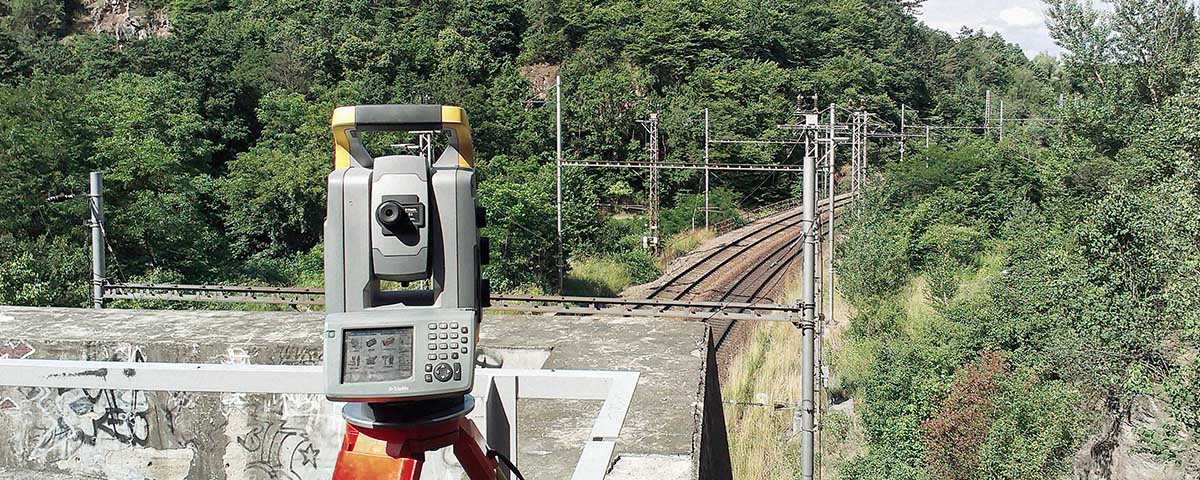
top-left (323, 105), bottom-right (501, 479)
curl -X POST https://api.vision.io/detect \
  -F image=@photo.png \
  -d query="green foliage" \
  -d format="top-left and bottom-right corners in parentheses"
top-left (846, 301), bottom-right (903, 342)
top-left (836, 197), bottom-right (911, 303)
top-left (219, 90), bottom-right (330, 257)
top-left (562, 250), bottom-right (659, 296)
top-left (87, 73), bottom-right (226, 277)
top-left (478, 156), bottom-right (557, 291)
top-left (0, 235), bottom-right (88, 306)
top-left (1, 0), bottom-right (66, 37)
top-left (840, 340), bottom-right (950, 480)
top-left (915, 224), bottom-right (985, 268)
top-left (835, 4), bottom-right (1200, 477)
top-left (1134, 422), bottom-right (1187, 464)
top-left (659, 187), bottom-right (738, 238)
top-left (921, 352), bottom-right (1008, 480)
top-left (0, 0), bottom-right (1059, 300)
top-left (975, 376), bottom-right (1084, 479)
top-left (613, 248), bottom-right (659, 285)
top-left (0, 31), bottom-right (30, 84)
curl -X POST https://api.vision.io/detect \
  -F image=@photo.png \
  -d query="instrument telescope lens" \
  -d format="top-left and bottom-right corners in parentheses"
top-left (377, 200), bottom-right (406, 228)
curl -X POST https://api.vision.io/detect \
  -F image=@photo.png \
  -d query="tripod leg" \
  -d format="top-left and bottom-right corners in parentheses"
top-left (452, 417), bottom-right (500, 480)
top-left (332, 423), bottom-right (424, 480)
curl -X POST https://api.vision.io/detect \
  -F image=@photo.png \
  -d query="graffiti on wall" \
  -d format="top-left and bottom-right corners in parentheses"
top-left (237, 413), bottom-right (323, 480)
top-left (7, 345), bottom-right (191, 465)
top-left (0, 340), bottom-right (35, 359)
top-left (3, 342), bottom-right (339, 479)
top-left (222, 347), bottom-right (252, 408)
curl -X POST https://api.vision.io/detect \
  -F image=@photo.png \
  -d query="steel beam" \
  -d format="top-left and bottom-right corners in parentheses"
top-left (488, 303), bottom-right (796, 322)
top-left (562, 160), bottom-right (804, 172)
top-left (492, 294), bottom-right (800, 312)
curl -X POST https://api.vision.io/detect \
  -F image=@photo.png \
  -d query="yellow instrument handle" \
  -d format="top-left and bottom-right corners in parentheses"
top-left (331, 105), bottom-right (473, 169)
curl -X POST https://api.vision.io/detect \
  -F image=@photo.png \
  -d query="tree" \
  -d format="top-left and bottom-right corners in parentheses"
top-left (86, 73), bottom-right (224, 278)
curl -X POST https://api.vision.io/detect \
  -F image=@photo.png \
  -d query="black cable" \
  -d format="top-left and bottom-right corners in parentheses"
top-left (487, 449), bottom-right (528, 480)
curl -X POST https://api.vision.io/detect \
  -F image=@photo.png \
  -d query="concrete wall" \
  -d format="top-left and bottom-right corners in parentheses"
top-left (0, 306), bottom-right (715, 479)
top-left (0, 337), bottom-right (345, 479)
top-left (698, 330), bottom-right (733, 480)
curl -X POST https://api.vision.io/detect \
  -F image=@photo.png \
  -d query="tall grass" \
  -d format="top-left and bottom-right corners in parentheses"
top-left (563, 252), bottom-right (660, 296)
top-left (660, 228), bottom-right (714, 267)
top-left (723, 321), bottom-right (806, 479)
top-left (563, 257), bottom-right (631, 296)
top-left (723, 246), bottom-right (866, 479)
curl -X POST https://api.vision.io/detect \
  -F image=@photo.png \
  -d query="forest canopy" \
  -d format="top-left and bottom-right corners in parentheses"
top-left (4, 0), bottom-right (1200, 477)
top-left (0, 0), bottom-right (1047, 301)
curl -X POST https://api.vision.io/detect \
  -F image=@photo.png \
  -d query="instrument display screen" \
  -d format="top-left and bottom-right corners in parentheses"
top-left (342, 327), bottom-right (413, 383)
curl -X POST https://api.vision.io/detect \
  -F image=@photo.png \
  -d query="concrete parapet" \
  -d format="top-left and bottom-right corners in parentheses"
top-left (0, 306), bottom-right (723, 479)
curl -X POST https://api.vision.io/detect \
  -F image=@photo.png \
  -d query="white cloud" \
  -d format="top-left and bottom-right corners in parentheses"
top-left (998, 5), bottom-right (1044, 28)
top-left (918, 0), bottom-right (1062, 57)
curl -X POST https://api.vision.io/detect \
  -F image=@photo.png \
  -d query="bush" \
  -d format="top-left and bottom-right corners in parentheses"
top-left (0, 234), bottom-right (88, 307)
top-left (915, 223), bottom-right (985, 269)
top-left (975, 377), bottom-right (1083, 479)
top-left (837, 202), bottom-right (911, 303)
top-left (659, 188), bottom-right (739, 239)
top-left (922, 352), bottom-right (1008, 480)
top-left (563, 250), bottom-right (660, 296)
top-left (613, 249), bottom-right (660, 285)
top-left (846, 301), bottom-right (904, 341)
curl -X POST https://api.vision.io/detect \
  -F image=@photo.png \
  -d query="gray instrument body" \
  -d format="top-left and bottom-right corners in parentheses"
top-left (324, 104), bottom-right (483, 403)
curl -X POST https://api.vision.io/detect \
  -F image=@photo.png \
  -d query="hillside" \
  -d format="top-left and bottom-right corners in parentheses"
top-left (3, 0), bottom-right (1199, 478)
top-left (1, 0), bottom-right (1049, 302)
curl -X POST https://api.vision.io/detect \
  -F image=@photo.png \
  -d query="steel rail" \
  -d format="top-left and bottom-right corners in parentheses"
top-left (646, 194), bottom-right (851, 351)
top-left (104, 286), bottom-right (801, 316)
top-left (647, 193), bottom-right (852, 300)
top-left (107, 283), bottom-right (323, 294)
top-left (708, 202), bottom-right (841, 349)
top-left (104, 291), bottom-right (324, 305)
top-left (488, 303), bottom-right (795, 322)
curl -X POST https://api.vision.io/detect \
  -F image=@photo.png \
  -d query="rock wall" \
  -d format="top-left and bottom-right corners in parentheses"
top-left (1074, 395), bottom-right (1199, 480)
top-left (75, 0), bottom-right (170, 40)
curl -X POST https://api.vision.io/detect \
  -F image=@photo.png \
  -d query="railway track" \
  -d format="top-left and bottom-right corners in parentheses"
top-left (645, 193), bottom-right (854, 351)
top-left (108, 193), bottom-right (853, 347)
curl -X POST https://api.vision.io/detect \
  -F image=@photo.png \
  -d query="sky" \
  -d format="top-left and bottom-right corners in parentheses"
top-left (917, 0), bottom-right (1062, 57)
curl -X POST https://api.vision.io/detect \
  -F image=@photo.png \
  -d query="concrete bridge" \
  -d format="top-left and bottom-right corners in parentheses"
top-left (0, 306), bottom-right (731, 479)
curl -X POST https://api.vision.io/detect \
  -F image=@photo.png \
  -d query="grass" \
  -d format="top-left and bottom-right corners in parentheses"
top-left (721, 236), bottom-right (1007, 477)
top-left (723, 321), bottom-right (806, 479)
top-left (722, 245), bottom-right (867, 479)
top-left (563, 256), bottom-right (635, 296)
top-left (956, 244), bottom-right (1004, 300)
top-left (660, 228), bottom-right (715, 267)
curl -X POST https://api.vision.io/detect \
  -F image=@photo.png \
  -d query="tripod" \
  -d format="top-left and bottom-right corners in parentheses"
top-left (332, 396), bottom-right (502, 480)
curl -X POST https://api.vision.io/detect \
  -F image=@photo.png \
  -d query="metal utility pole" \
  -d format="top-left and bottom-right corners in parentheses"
top-left (998, 99), bottom-right (1005, 141)
top-left (703, 107), bottom-right (710, 229)
top-left (555, 75), bottom-right (564, 293)
top-left (800, 135), bottom-right (817, 480)
top-left (826, 106), bottom-right (836, 380)
top-left (89, 172), bottom-right (106, 309)
top-left (899, 104), bottom-right (906, 163)
top-left (850, 110), bottom-right (867, 197)
top-left (985, 89), bottom-right (992, 130)
top-left (417, 132), bottom-right (431, 163)
top-left (640, 113), bottom-right (661, 252)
